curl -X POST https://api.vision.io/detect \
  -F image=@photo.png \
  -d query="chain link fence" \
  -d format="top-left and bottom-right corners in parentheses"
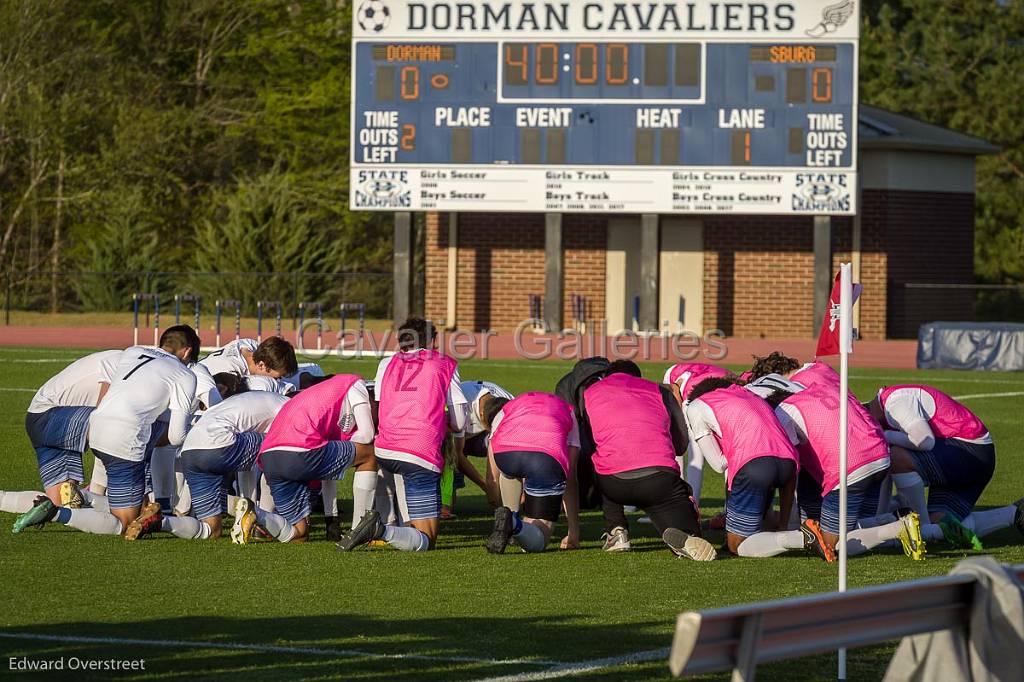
top-left (1, 270), bottom-right (393, 327)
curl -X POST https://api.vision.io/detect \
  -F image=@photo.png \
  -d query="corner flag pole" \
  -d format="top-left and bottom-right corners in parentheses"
top-left (837, 262), bottom-right (854, 680)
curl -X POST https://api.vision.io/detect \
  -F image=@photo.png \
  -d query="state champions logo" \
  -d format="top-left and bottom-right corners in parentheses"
top-left (357, 0), bottom-right (391, 33)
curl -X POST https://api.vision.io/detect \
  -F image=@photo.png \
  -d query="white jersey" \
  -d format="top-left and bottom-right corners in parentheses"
top-left (191, 363), bottom-right (223, 410)
top-left (183, 391), bottom-right (288, 452)
top-left (744, 373), bottom-right (807, 399)
top-left (246, 375), bottom-right (295, 395)
top-left (89, 347), bottom-right (197, 462)
top-left (28, 350), bottom-right (121, 414)
top-left (199, 338), bottom-right (258, 377)
top-left (460, 380), bottom-right (515, 437)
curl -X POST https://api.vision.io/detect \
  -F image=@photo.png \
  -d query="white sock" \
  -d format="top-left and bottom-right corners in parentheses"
top-left (0, 490), bottom-right (44, 513)
top-left (847, 519), bottom-right (904, 556)
top-left (686, 440), bottom-right (704, 502)
top-left (374, 470), bottom-right (397, 524)
top-left (173, 474), bottom-right (191, 516)
top-left (90, 456), bottom-right (108, 494)
top-left (921, 523), bottom-right (944, 542)
top-left (321, 479), bottom-right (338, 517)
top-left (891, 472), bottom-right (929, 519)
top-left (352, 471), bottom-right (378, 526)
top-left (81, 490), bottom-right (110, 512)
top-left (383, 525), bottom-right (430, 551)
top-left (255, 508), bottom-right (295, 543)
top-left (161, 515), bottom-right (212, 540)
top-left (514, 522), bottom-right (547, 552)
top-left (498, 474), bottom-right (524, 512)
top-left (258, 476), bottom-right (276, 513)
top-left (857, 513), bottom-right (897, 528)
top-left (235, 470), bottom-right (258, 500)
top-left (736, 530), bottom-right (804, 557)
top-left (962, 505), bottom-right (1016, 538)
top-left (62, 508), bottom-right (123, 535)
top-left (150, 445), bottom-right (177, 501)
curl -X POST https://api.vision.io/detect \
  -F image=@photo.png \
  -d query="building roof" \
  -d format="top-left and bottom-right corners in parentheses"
top-left (859, 105), bottom-right (1000, 156)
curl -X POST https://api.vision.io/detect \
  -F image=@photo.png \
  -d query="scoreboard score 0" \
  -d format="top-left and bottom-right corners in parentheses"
top-left (350, 0), bottom-right (859, 215)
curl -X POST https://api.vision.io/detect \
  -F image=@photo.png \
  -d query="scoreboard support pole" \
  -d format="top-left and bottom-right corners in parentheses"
top-left (393, 211), bottom-right (414, 327)
top-left (813, 216), bottom-right (833, 332)
top-left (639, 214), bottom-right (660, 332)
top-left (446, 213), bottom-right (458, 330)
top-left (544, 213), bottom-right (563, 332)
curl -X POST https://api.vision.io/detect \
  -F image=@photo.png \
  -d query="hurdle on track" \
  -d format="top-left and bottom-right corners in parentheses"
top-left (174, 294), bottom-right (201, 341)
top-left (298, 301), bottom-right (324, 351)
top-left (339, 302), bottom-right (366, 353)
top-left (571, 294), bottom-right (589, 334)
top-left (214, 299), bottom-right (242, 348)
top-left (132, 293), bottom-right (160, 347)
top-left (256, 300), bottom-right (283, 342)
top-left (529, 294), bottom-right (544, 331)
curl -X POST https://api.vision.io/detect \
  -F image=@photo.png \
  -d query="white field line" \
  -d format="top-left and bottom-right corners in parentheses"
top-left (0, 387), bottom-right (35, 392)
top-left (471, 647), bottom-right (670, 682)
top-left (0, 631), bottom-right (560, 667)
top-left (952, 391), bottom-right (1024, 400)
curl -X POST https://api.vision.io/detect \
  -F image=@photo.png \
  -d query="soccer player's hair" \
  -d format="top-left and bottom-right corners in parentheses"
top-left (397, 317), bottom-right (437, 351)
top-left (482, 396), bottom-right (510, 430)
top-left (253, 337), bottom-right (298, 376)
top-left (763, 389), bottom-right (794, 409)
top-left (606, 359), bottom-right (642, 378)
top-left (686, 376), bottom-right (742, 403)
top-left (748, 351), bottom-right (800, 381)
top-left (160, 325), bottom-right (201, 364)
top-left (214, 372), bottom-right (249, 399)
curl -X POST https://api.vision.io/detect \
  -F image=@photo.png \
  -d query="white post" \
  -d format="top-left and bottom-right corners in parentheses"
top-left (837, 262), bottom-right (854, 679)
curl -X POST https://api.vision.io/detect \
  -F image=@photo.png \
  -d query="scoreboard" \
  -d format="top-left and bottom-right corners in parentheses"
top-left (350, 0), bottom-right (859, 215)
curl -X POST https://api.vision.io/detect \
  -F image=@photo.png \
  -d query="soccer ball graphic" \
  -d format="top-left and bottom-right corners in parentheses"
top-left (357, 0), bottom-right (391, 32)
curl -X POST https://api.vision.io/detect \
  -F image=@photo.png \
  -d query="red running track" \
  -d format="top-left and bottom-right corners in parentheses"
top-left (0, 325), bottom-right (918, 369)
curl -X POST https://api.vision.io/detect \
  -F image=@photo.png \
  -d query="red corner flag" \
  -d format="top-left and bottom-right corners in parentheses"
top-left (815, 271), bottom-right (863, 358)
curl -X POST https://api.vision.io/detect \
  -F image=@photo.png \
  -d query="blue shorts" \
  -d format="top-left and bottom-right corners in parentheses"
top-left (726, 457), bottom-right (797, 537)
top-left (378, 458), bottom-right (441, 522)
top-left (799, 469), bottom-right (887, 535)
top-left (182, 432), bottom-right (264, 519)
top-left (25, 407), bottom-right (93, 488)
top-left (494, 450), bottom-right (567, 522)
top-left (260, 442), bottom-right (355, 524)
top-left (910, 439), bottom-right (996, 521)
top-left (94, 451), bottom-right (147, 510)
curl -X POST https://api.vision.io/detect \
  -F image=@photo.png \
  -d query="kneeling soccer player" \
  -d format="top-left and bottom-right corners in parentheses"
top-left (662, 362), bottom-right (735, 502)
top-left (686, 378), bottom-right (827, 560)
top-left (337, 318), bottom-right (467, 553)
top-left (126, 388), bottom-right (289, 540)
top-left (867, 384), bottom-right (1023, 548)
top-left (14, 327), bottom-right (199, 536)
top-left (232, 373), bottom-right (375, 544)
top-left (771, 385), bottom-right (926, 561)
top-left (482, 392), bottom-right (581, 553)
top-left (3, 350), bottom-right (120, 514)
top-left (583, 361), bottom-right (716, 561)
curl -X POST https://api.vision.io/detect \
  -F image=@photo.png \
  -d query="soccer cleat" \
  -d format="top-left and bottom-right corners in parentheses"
top-left (897, 511), bottom-right (927, 561)
top-left (485, 506), bottom-right (514, 554)
top-left (700, 511), bottom-right (727, 533)
top-left (662, 528), bottom-right (716, 562)
top-left (60, 481), bottom-right (86, 509)
top-left (1014, 498), bottom-right (1024, 537)
top-left (800, 519), bottom-right (837, 563)
top-left (124, 503), bottom-right (163, 541)
top-left (230, 498), bottom-right (258, 545)
top-left (939, 516), bottom-right (983, 551)
top-left (325, 516), bottom-right (342, 542)
top-left (12, 497), bottom-right (57, 533)
top-left (336, 509), bottom-right (386, 551)
top-left (601, 526), bottom-right (631, 552)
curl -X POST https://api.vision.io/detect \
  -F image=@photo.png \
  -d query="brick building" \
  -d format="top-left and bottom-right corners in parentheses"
top-left (411, 107), bottom-right (996, 339)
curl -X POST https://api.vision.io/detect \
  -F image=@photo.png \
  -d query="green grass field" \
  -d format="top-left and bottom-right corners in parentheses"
top-left (1, 347), bottom-right (1022, 681)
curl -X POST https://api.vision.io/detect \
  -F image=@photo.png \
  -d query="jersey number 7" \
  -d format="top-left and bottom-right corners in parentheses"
top-left (123, 354), bottom-right (157, 380)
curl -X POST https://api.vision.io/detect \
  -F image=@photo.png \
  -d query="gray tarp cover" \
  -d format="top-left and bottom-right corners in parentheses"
top-left (917, 322), bottom-right (1024, 371)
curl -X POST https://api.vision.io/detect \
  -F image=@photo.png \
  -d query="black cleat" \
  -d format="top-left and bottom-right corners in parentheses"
top-left (485, 506), bottom-right (514, 554)
top-left (336, 510), bottom-right (385, 551)
top-left (1014, 498), bottom-right (1024, 537)
top-left (325, 516), bottom-right (342, 542)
